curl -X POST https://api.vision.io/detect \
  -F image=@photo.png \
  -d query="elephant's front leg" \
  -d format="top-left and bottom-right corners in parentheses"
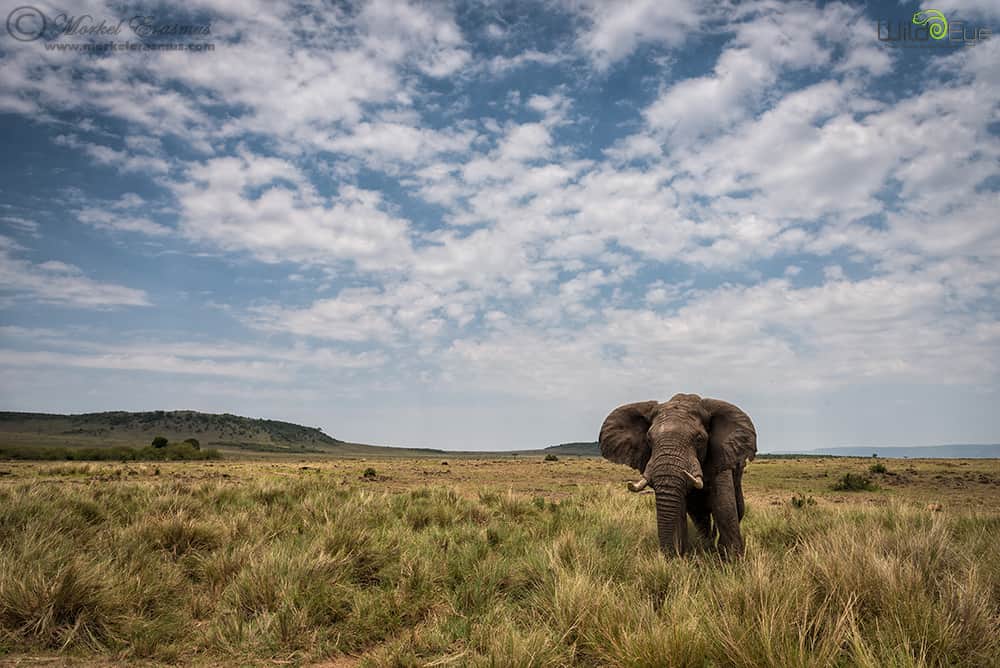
top-left (734, 464), bottom-right (746, 521)
top-left (709, 468), bottom-right (744, 559)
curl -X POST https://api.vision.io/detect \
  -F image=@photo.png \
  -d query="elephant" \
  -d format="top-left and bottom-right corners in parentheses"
top-left (599, 393), bottom-right (757, 558)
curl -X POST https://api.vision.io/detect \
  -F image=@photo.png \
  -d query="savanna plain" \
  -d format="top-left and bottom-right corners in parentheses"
top-left (1, 455), bottom-right (999, 667)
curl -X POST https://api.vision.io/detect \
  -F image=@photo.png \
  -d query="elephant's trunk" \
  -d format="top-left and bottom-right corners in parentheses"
top-left (654, 484), bottom-right (688, 556)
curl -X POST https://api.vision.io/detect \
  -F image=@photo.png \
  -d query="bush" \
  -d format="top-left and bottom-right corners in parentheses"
top-left (363, 467), bottom-right (377, 479)
top-left (869, 462), bottom-right (888, 474)
top-left (0, 444), bottom-right (220, 462)
top-left (833, 473), bottom-right (878, 491)
top-left (151, 436), bottom-right (168, 449)
top-left (790, 492), bottom-right (817, 509)
top-left (544, 454), bottom-right (559, 462)
top-left (183, 438), bottom-right (200, 450)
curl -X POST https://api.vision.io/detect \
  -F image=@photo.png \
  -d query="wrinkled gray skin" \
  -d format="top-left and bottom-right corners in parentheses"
top-left (599, 393), bottom-right (757, 558)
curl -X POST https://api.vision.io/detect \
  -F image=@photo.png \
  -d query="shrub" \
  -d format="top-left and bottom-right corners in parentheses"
top-left (544, 453), bottom-right (559, 462)
top-left (183, 438), bottom-right (201, 450)
top-left (0, 444), bottom-right (219, 462)
top-left (790, 492), bottom-right (817, 509)
top-left (363, 467), bottom-right (377, 479)
top-left (869, 462), bottom-right (888, 474)
top-left (151, 436), bottom-right (169, 449)
top-left (832, 473), bottom-right (878, 491)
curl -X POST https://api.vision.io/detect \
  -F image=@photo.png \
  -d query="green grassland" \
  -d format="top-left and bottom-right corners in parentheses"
top-left (1, 457), bottom-right (998, 666)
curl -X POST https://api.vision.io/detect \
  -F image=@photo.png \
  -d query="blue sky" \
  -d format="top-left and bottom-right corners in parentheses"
top-left (0, 0), bottom-right (998, 451)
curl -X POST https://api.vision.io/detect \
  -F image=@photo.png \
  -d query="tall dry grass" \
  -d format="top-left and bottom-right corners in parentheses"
top-left (0, 469), bottom-right (997, 665)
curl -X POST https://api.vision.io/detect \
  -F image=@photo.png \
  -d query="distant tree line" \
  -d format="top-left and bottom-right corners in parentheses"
top-left (0, 437), bottom-right (219, 461)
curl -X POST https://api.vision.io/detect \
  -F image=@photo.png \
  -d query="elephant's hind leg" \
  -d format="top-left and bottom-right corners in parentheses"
top-left (709, 468), bottom-right (744, 559)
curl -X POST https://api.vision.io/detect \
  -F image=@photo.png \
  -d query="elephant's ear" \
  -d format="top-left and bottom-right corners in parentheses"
top-left (701, 398), bottom-right (757, 475)
top-left (599, 401), bottom-right (659, 472)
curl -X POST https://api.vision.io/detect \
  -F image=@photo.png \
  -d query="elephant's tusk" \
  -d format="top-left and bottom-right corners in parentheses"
top-left (685, 471), bottom-right (704, 489)
top-left (627, 478), bottom-right (648, 492)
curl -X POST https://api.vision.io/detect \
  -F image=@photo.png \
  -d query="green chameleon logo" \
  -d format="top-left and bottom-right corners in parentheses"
top-left (912, 9), bottom-right (948, 40)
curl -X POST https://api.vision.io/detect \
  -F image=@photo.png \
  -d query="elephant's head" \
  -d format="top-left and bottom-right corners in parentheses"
top-left (599, 393), bottom-right (756, 556)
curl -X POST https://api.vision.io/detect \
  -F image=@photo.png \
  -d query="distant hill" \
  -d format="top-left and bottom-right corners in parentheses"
top-left (540, 441), bottom-right (1000, 459)
top-left (4, 411), bottom-right (996, 460)
top-left (0, 410), bottom-right (446, 457)
top-left (781, 444), bottom-right (1000, 459)
top-left (544, 441), bottom-right (600, 456)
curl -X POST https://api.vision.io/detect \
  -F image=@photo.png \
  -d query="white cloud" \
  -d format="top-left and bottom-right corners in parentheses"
top-left (442, 263), bottom-right (999, 403)
top-left (0, 236), bottom-right (149, 308)
top-left (484, 23), bottom-right (506, 40)
top-left (569, 0), bottom-right (703, 69)
top-left (0, 328), bottom-right (386, 386)
top-left (172, 152), bottom-right (414, 270)
top-left (642, 3), bottom-right (875, 147)
top-left (249, 288), bottom-right (400, 343)
top-left (925, 0), bottom-right (1000, 21)
top-left (76, 209), bottom-right (171, 236)
top-left (323, 120), bottom-right (477, 167)
top-left (497, 123), bottom-right (554, 162)
top-left (1, 0), bottom-right (474, 157)
top-left (0, 0), bottom-right (997, 450)
top-left (0, 349), bottom-right (287, 381)
top-left (604, 134), bottom-right (663, 163)
top-left (1, 216), bottom-right (40, 236)
top-left (356, 0), bottom-right (470, 78)
top-left (485, 50), bottom-right (567, 74)
top-left (53, 134), bottom-right (170, 174)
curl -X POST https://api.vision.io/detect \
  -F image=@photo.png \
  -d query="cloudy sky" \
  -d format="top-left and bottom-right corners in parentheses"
top-left (0, 0), bottom-right (997, 451)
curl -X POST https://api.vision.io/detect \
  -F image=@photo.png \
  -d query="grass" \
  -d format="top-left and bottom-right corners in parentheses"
top-left (0, 458), bottom-right (998, 665)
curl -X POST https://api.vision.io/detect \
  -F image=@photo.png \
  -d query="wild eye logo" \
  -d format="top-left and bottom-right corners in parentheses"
top-left (912, 9), bottom-right (948, 40)
top-left (877, 8), bottom-right (991, 48)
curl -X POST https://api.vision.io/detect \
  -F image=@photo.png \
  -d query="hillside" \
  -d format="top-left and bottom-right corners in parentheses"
top-left (0, 410), bottom-right (458, 457)
top-left (0, 410), bottom-right (343, 454)
top-left (789, 444), bottom-right (1000, 459)
top-left (6, 411), bottom-right (995, 460)
top-left (543, 441), bottom-right (600, 456)
top-left (540, 441), bottom-right (1000, 459)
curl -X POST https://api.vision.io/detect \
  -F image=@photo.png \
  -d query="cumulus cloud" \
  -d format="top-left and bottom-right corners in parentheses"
top-left (1, 0), bottom-right (997, 450)
top-left (0, 236), bottom-right (150, 308)
top-left (52, 134), bottom-right (171, 174)
top-left (0, 0), bottom-right (473, 156)
top-left (323, 120), bottom-right (478, 169)
top-left (641, 3), bottom-right (882, 147)
top-left (568, 0), bottom-right (704, 69)
top-left (442, 264), bottom-right (1000, 404)
top-left (171, 153), bottom-right (414, 271)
